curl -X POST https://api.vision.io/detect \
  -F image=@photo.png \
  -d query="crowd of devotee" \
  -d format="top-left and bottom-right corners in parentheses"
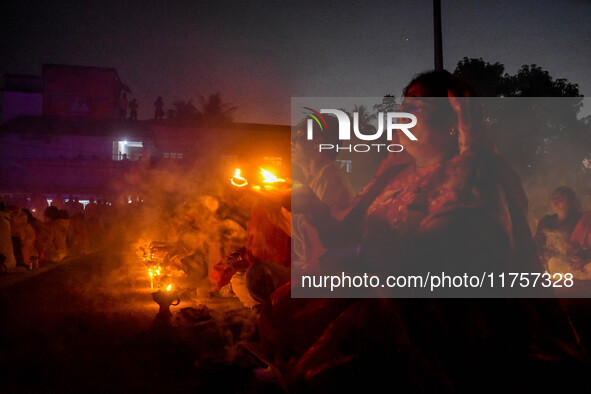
top-left (205, 71), bottom-right (589, 392)
top-left (1, 70), bottom-right (590, 392)
top-left (0, 194), bottom-right (116, 273)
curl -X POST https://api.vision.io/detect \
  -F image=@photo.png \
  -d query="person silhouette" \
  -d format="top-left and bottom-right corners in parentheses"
top-left (129, 98), bottom-right (139, 121)
top-left (154, 97), bottom-right (165, 120)
top-left (119, 93), bottom-right (128, 120)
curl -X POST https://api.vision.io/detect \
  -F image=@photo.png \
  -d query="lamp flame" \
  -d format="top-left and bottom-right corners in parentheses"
top-left (166, 284), bottom-right (172, 291)
top-left (261, 168), bottom-right (285, 183)
top-left (230, 168), bottom-right (248, 187)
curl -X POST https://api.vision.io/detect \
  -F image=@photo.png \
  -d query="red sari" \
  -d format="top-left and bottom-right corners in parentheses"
top-left (259, 149), bottom-right (586, 392)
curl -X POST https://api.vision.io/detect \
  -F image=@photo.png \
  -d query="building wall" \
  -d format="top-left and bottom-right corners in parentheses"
top-left (0, 158), bottom-right (134, 196)
top-left (0, 117), bottom-right (290, 196)
top-left (42, 66), bottom-right (121, 119)
top-left (1, 91), bottom-right (43, 123)
top-left (147, 124), bottom-right (291, 179)
top-left (0, 133), bottom-right (116, 161)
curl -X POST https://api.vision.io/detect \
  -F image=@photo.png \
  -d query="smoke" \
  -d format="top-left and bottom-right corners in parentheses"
top-left (78, 150), bottom-right (256, 317)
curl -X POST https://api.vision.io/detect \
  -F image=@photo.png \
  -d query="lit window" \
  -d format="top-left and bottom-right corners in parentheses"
top-left (163, 152), bottom-right (183, 159)
top-left (113, 140), bottom-right (143, 160)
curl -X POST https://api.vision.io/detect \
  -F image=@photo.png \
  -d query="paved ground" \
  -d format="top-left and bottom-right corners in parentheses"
top-left (0, 247), bottom-right (281, 393)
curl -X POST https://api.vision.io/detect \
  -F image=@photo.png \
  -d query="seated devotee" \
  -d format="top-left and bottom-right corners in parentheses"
top-left (65, 195), bottom-right (84, 216)
top-left (36, 206), bottom-right (61, 263)
top-left (547, 206), bottom-right (591, 280)
top-left (51, 209), bottom-right (70, 261)
top-left (213, 115), bottom-right (355, 308)
top-left (10, 206), bottom-right (36, 269)
top-left (210, 188), bottom-right (291, 307)
top-left (68, 213), bottom-right (90, 256)
top-left (0, 203), bottom-right (16, 271)
top-left (27, 193), bottom-right (49, 219)
top-left (534, 186), bottom-right (582, 271)
top-left (291, 114), bottom-right (355, 272)
top-left (255, 70), bottom-right (587, 392)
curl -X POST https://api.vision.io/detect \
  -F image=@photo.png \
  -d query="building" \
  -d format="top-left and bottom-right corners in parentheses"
top-left (42, 64), bottom-right (130, 119)
top-left (0, 116), bottom-right (290, 199)
top-left (1, 74), bottom-right (43, 123)
top-left (0, 64), bottom-right (291, 204)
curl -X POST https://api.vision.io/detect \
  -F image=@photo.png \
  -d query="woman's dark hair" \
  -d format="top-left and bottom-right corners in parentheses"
top-left (552, 186), bottom-right (581, 213)
top-left (44, 205), bottom-right (59, 220)
top-left (403, 70), bottom-right (478, 98)
top-left (22, 209), bottom-right (35, 224)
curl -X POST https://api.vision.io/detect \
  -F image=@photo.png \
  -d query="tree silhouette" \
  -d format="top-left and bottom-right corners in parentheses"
top-left (373, 94), bottom-right (399, 114)
top-left (197, 93), bottom-right (237, 126)
top-left (169, 100), bottom-right (199, 125)
top-left (454, 57), bottom-right (506, 97)
top-left (505, 64), bottom-right (582, 99)
top-left (453, 57), bottom-right (588, 218)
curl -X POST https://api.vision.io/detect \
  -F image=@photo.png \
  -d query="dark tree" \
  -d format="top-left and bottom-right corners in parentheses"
top-left (169, 100), bottom-right (199, 125)
top-left (454, 58), bottom-right (588, 217)
top-left (373, 94), bottom-right (399, 114)
top-left (197, 93), bottom-right (237, 126)
top-left (505, 64), bottom-right (582, 99)
top-left (453, 57), bottom-right (507, 97)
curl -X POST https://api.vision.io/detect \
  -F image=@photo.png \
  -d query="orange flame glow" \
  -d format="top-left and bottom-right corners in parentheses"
top-left (166, 284), bottom-right (172, 291)
top-left (261, 168), bottom-right (285, 183)
top-left (230, 168), bottom-right (248, 187)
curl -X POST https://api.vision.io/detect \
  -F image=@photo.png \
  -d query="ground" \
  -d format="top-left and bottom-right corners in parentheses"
top-left (2, 245), bottom-right (591, 393)
top-left (0, 246), bottom-right (282, 393)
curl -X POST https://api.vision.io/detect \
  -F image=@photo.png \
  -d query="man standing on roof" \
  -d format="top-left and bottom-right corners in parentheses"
top-left (129, 98), bottom-right (139, 121)
top-left (119, 93), bottom-right (128, 120)
top-left (154, 97), bottom-right (165, 120)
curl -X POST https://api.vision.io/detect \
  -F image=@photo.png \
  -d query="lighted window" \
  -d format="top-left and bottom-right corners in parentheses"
top-left (113, 140), bottom-right (143, 160)
top-left (163, 152), bottom-right (184, 159)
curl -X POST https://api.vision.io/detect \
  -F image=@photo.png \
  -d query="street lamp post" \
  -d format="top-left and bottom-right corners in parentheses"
top-left (433, 0), bottom-right (443, 70)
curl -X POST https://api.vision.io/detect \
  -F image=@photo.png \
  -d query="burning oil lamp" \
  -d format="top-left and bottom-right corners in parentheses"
top-left (260, 168), bottom-right (285, 184)
top-left (151, 283), bottom-right (180, 315)
top-left (230, 168), bottom-right (248, 187)
top-left (147, 264), bottom-right (163, 290)
top-left (230, 167), bottom-right (289, 197)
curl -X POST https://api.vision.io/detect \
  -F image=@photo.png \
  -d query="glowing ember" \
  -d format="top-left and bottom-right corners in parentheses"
top-left (230, 168), bottom-right (248, 187)
top-left (260, 168), bottom-right (285, 183)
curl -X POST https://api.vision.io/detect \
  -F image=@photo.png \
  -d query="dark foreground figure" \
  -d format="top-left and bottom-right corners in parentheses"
top-left (257, 71), bottom-right (590, 392)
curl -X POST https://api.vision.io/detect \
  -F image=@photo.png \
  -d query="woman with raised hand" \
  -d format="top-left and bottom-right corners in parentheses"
top-left (256, 70), bottom-right (587, 393)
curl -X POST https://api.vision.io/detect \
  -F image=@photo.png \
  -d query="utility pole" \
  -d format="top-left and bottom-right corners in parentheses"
top-left (433, 0), bottom-right (443, 70)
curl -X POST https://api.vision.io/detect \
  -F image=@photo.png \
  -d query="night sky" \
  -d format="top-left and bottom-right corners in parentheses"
top-left (1, 0), bottom-right (590, 124)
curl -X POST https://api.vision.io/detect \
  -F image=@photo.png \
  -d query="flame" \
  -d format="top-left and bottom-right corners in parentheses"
top-left (230, 168), bottom-right (248, 187)
top-left (261, 168), bottom-right (285, 183)
top-left (166, 284), bottom-right (172, 291)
